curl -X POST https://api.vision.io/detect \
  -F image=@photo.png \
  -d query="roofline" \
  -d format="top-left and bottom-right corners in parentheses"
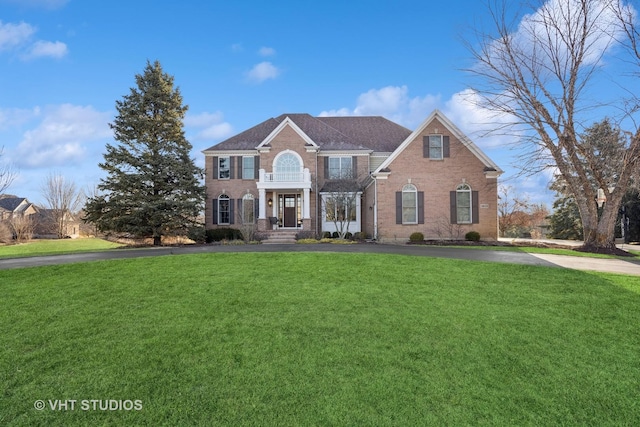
top-left (257, 116), bottom-right (318, 148)
top-left (374, 109), bottom-right (503, 175)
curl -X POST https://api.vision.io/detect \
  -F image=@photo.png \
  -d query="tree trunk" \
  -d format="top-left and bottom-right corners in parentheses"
top-left (579, 195), bottom-right (619, 252)
top-left (153, 235), bottom-right (161, 246)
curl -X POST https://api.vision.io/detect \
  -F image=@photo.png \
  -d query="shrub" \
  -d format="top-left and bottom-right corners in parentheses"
top-left (187, 225), bottom-right (206, 244)
top-left (353, 232), bottom-right (367, 241)
top-left (409, 232), bottom-right (424, 242)
top-left (0, 221), bottom-right (13, 244)
top-left (205, 227), bottom-right (243, 243)
top-left (331, 232), bottom-right (340, 239)
top-left (344, 232), bottom-right (353, 240)
top-left (295, 230), bottom-right (316, 241)
top-left (322, 231), bottom-right (332, 239)
top-left (465, 231), bottom-right (481, 242)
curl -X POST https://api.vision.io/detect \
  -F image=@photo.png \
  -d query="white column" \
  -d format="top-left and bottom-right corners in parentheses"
top-left (303, 188), bottom-right (311, 218)
top-left (258, 188), bottom-right (266, 219)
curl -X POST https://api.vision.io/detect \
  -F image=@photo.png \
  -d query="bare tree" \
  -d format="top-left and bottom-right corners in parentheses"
top-left (9, 214), bottom-right (34, 242)
top-left (40, 173), bottom-right (84, 239)
top-left (465, 0), bottom-right (640, 252)
top-left (0, 147), bottom-right (16, 194)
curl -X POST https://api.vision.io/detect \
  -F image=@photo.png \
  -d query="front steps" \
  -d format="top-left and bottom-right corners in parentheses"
top-left (262, 230), bottom-right (297, 244)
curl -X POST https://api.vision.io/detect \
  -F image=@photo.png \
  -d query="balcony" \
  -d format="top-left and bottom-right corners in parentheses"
top-left (257, 168), bottom-right (312, 190)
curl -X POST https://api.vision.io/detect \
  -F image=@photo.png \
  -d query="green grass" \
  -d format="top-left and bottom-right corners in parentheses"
top-left (0, 238), bottom-right (123, 259)
top-left (1, 252), bottom-right (639, 426)
top-left (446, 244), bottom-right (640, 259)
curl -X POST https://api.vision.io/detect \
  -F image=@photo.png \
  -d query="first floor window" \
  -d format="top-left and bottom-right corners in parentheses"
top-left (402, 184), bottom-right (418, 224)
top-left (218, 157), bottom-right (230, 179)
top-left (218, 195), bottom-right (230, 224)
top-left (456, 184), bottom-right (472, 223)
top-left (242, 194), bottom-right (255, 223)
top-left (325, 195), bottom-right (356, 222)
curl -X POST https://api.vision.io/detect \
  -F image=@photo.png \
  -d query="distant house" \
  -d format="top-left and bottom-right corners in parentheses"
top-left (0, 195), bottom-right (80, 239)
top-left (202, 110), bottom-right (503, 242)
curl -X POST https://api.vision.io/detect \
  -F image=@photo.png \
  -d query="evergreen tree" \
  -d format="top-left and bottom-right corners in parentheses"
top-left (548, 177), bottom-right (583, 240)
top-left (84, 61), bottom-right (204, 246)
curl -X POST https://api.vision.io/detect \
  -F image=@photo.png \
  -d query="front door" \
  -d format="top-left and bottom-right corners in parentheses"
top-left (283, 194), bottom-right (298, 227)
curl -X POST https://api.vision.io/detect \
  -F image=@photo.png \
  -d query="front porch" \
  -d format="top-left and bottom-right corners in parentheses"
top-left (256, 166), bottom-right (312, 233)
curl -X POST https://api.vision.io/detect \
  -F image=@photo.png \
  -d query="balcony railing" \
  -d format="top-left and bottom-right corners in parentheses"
top-left (263, 172), bottom-right (305, 182)
top-left (257, 168), bottom-right (312, 189)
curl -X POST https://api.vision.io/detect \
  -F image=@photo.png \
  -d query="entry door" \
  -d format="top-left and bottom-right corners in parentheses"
top-left (283, 194), bottom-right (297, 227)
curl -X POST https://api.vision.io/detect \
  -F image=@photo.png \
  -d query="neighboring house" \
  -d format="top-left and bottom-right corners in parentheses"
top-left (202, 110), bottom-right (503, 242)
top-left (0, 195), bottom-right (80, 239)
top-left (0, 196), bottom-right (38, 221)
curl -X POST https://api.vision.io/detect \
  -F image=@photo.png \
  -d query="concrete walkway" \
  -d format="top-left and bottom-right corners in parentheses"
top-left (0, 242), bottom-right (639, 276)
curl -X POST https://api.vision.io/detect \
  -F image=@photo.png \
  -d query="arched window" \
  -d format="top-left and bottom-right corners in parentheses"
top-left (218, 194), bottom-right (230, 224)
top-left (456, 184), bottom-right (472, 224)
top-left (402, 184), bottom-right (418, 224)
top-left (274, 152), bottom-right (302, 181)
top-left (242, 194), bottom-right (255, 224)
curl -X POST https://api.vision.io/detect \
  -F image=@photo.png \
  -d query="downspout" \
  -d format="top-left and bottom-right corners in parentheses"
top-left (315, 149), bottom-right (319, 236)
top-left (374, 177), bottom-right (378, 240)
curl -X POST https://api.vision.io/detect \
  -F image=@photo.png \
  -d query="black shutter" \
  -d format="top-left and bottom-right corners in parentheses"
top-left (212, 200), bottom-right (218, 225)
top-left (423, 136), bottom-right (429, 158)
top-left (443, 136), bottom-right (450, 158)
top-left (238, 157), bottom-right (243, 179)
top-left (450, 191), bottom-right (457, 224)
top-left (472, 191), bottom-right (479, 224)
top-left (229, 199), bottom-right (235, 224)
top-left (254, 198), bottom-right (259, 222)
top-left (324, 157), bottom-right (329, 178)
top-left (396, 192), bottom-right (402, 224)
top-left (254, 156), bottom-right (260, 179)
top-left (212, 156), bottom-right (218, 180)
top-left (230, 157), bottom-right (236, 179)
top-left (351, 157), bottom-right (357, 178)
top-left (418, 191), bottom-right (424, 224)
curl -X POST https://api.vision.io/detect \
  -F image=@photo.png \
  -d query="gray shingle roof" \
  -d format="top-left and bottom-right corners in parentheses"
top-left (0, 197), bottom-right (27, 212)
top-left (203, 114), bottom-right (412, 152)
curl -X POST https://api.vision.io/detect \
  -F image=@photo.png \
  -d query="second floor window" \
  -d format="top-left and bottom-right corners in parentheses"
top-left (242, 156), bottom-right (255, 179)
top-left (218, 157), bottom-right (230, 179)
top-left (328, 157), bottom-right (353, 179)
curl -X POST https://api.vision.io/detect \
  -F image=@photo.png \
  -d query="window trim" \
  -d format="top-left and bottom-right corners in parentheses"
top-left (429, 135), bottom-right (443, 160)
top-left (241, 194), bottom-right (255, 224)
top-left (328, 156), bottom-right (353, 180)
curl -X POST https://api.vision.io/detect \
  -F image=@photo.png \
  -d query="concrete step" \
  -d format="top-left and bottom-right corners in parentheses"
top-left (262, 232), bottom-right (297, 244)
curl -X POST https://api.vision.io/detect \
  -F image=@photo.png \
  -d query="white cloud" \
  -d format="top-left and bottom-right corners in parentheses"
top-left (0, 107), bottom-right (40, 129)
top-left (13, 104), bottom-right (111, 168)
top-left (258, 46), bottom-right (276, 57)
top-left (22, 40), bottom-right (68, 60)
top-left (0, 21), bottom-right (35, 51)
top-left (246, 61), bottom-right (280, 83)
top-left (320, 85), bottom-right (440, 128)
top-left (185, 111), bottom-right (234, 141)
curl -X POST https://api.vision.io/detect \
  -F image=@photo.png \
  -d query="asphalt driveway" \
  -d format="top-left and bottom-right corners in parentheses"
top-left (1, 243), bottom-right (639, 276)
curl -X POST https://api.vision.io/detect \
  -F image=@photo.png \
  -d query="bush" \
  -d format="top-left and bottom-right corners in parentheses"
top-left (353, 232), bottom-right (367, 241)
top-left (331, 232), bottom-right (340, 239)
top-left (0, 221), bottom-right (13, 244)
top-left (295, 231), bottom-right (316, 241)
top-left (187, 225), bottom-right (206, 243)
top-left (409, 232), bottom-right (424, 242)
top-left (465, 231), bottom-right (481, 242)
top-left (344, 232), bottom-right (353, 240)
top-left (322, 231), bottom-right (332, 239)
top-left (205, 227), bottom-right (243, 243)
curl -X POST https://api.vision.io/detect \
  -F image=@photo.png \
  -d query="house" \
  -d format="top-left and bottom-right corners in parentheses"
top-left (0, 195), bottom-right (80, 239)
top-left (202, 110), bottom-right (503, 242)
top-left (0, 195), bottom-right (38, 221)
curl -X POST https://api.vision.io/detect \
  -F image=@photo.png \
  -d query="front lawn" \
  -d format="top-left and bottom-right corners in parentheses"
top-left (1, 253), bottom-right (639, 426)
top-left (0, 238), bottom-right (123, 259)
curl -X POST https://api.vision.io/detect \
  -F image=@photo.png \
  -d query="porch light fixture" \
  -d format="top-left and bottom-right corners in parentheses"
top-left (268, 198), bottom-right (273, 207)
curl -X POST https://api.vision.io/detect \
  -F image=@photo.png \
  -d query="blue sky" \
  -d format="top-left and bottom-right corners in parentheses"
top-left (0, 0), bottom-right (633, 208)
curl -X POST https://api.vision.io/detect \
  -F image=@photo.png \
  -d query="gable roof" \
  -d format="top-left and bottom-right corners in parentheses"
top-left (203, 114), bottom-right (412, 153)
top-left (0, 196), bottom-right (29, 212)
top-left (374, 110), bottom-right (503, 175)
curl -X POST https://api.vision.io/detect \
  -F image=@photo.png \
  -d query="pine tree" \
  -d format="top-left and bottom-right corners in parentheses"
top-left (84, 61), bottom-right (205, 246)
